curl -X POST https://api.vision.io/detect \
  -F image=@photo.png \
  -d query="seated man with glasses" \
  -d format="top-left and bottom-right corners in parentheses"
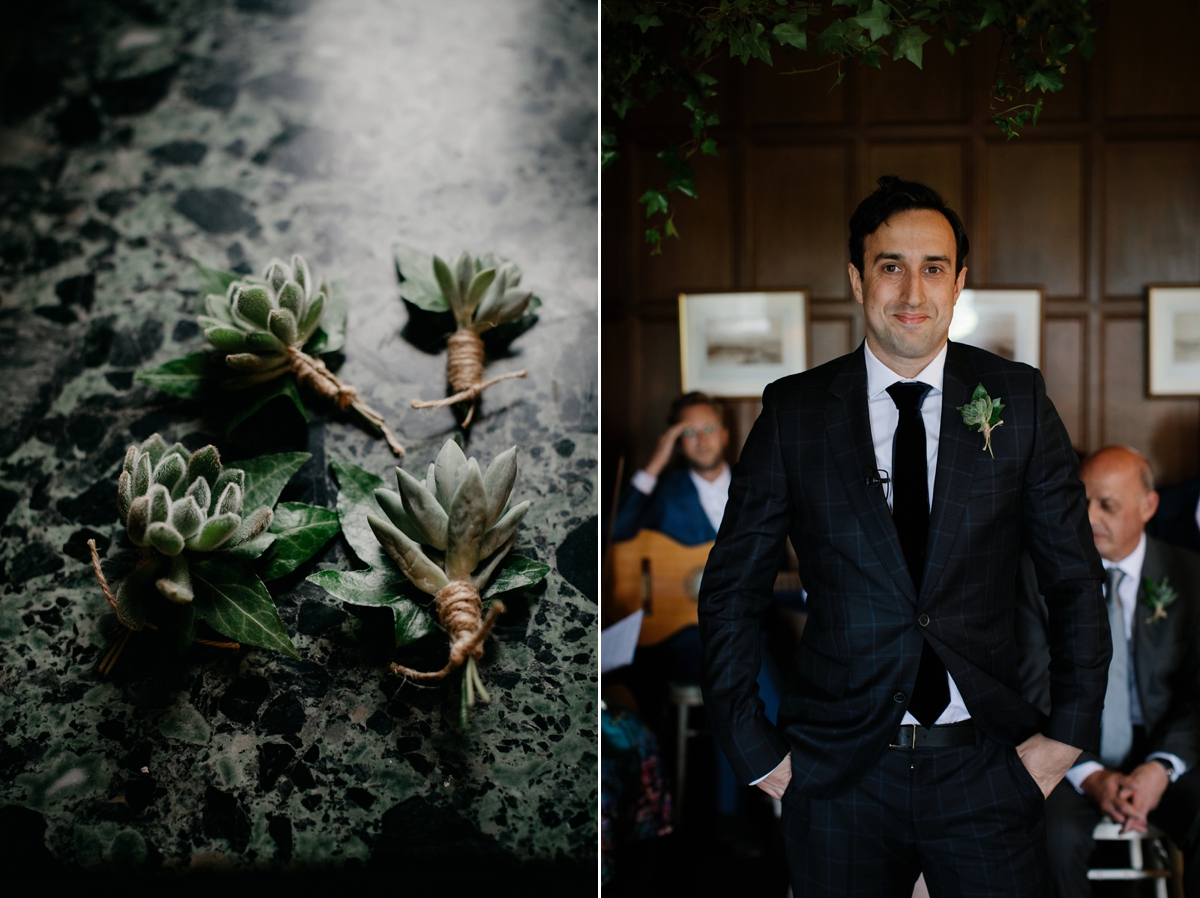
top-left (613, 391), bottom-right (784, 854)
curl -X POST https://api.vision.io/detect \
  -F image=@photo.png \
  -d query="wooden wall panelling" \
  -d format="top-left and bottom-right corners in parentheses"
top-left (634, 318), bottom-right (684, 470)
top-left (748, 49), bottom-right (848, 125)
top-left (860, 41), bottom-right (965, 124)
top-left (1103, 0), bottom-right (1200, 120)
top-left (747, 143), bottom-right (850, 297)
top-left (964, 28), bottom-right (1086, 124)
top-left (985, 140), bottom-right (1084, 296)
top-left (1104, 141), bottom-right (1200, 296)
top-left (863, 141), bottom-right (965, 217)
top-left (1042, 315), bottom-right (1087, 447)
top-left (1102, 315), bottom-right (1200, 485)
top-left (810, 315), bottom-right (855, 368)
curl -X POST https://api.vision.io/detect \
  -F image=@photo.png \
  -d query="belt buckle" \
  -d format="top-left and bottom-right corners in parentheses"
top-left (889, 725), bottom-right (917, 749)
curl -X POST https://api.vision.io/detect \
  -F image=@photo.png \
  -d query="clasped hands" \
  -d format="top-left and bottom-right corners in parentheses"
top-left (1081, 762), bottom-right (1171, 834)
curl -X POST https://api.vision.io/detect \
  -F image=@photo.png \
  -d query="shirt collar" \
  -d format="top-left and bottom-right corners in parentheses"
top-left (1103, 531), bottom-right (1147, 583)
top-left (864, 339), bottom-right (948, 400)
top-left (689, 463), bottom-right (730, 493)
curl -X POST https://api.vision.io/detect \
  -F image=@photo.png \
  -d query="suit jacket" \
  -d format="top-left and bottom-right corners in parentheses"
top-left (1147, 478), bottom-right (1200, 556)
top-left (1015, 535), bottom-right (1200, 770)
top-left (698, 341), bottom-right (1110, 799)
top-left (611, 467), bottom-right (717, 546)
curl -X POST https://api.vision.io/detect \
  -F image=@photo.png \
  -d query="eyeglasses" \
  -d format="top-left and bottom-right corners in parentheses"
top-left (681, 425), bottom-right (718, 439)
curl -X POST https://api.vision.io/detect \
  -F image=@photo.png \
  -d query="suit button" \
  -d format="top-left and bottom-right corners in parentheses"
top-left (918, 613), bottom-right (930, 627)
top-left (894, 692), bottom-right (906, 703)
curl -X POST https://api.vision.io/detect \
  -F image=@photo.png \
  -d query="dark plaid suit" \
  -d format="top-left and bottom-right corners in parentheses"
top-left (698, 341), bottom-right (1111, 895)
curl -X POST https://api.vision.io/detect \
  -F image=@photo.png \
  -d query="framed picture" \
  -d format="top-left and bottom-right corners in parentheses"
top-left (1148, 286), bottom-right (1200, 396)
top-left (678, 290), bottom-right (808, 397)
top-left (948, 287), bottom-right (1043, 368)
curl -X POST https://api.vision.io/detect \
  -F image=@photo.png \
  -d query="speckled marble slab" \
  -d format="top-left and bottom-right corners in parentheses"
top-left (0, 0), bottom-right (597, 881)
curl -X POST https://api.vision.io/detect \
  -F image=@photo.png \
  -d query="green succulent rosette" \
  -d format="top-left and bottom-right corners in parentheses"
top-left (90, 435), bottom-right (340, 673)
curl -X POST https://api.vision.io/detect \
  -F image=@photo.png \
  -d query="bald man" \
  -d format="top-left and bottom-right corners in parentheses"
top-left (1015, 446), bottom-right (1200, 897)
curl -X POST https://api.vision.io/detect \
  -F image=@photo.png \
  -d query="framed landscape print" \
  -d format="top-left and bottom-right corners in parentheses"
top-left (948, 287), bottom-right (1043, 368)
top-left (1148, 286), bottom-right (1200, 396)
top-left (678, 290), bottom-right (808, 397)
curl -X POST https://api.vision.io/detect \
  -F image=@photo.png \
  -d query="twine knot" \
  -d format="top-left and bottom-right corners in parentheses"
top-left (283, 348), bottom-right (404, 456)
top-left (390, 580), bottom-right (505, 681)
top-left (411, 329), bottom-right (527, 427)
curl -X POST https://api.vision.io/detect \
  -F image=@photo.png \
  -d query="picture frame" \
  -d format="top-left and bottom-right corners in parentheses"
top-left (947, 287), bottom-right (1044, 369)
top-left (678, 290), bottom-right (808, 397)
top-left (1148, 285), bottom-right (1200, 396)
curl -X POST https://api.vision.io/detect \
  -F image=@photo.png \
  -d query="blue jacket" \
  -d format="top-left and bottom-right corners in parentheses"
top-left (612, 467), bottom-right (717, 546)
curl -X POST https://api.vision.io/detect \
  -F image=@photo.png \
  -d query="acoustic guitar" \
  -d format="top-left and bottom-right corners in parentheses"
top-left (609, 530), bottom-right (714, 647)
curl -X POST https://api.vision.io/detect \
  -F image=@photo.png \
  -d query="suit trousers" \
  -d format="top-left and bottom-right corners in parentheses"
top-left (781, 736), bottom-right (1049, 897)
top-left (1044, 767), bottom-right (1200, 898)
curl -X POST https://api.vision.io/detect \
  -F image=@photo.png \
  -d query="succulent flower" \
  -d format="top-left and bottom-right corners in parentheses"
top-left (412, 252), bottom-right (534, 426)
top-left (199, 255), bottom-right (327, 388)
top-left (117, 434), bottom-right (273, 604)
top-left (366, 438), bottom-right (531, 703)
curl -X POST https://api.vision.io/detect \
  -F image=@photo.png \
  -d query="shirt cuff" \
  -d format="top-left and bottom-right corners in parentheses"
top-left (1066, 761), bottom-right (1105, 794)
top-left (1147, 752), bottom-right (1188, 782)
top-left (749, 753), bottom-right (789, 786)
top-left (631, 469), bottom-right (657, 496)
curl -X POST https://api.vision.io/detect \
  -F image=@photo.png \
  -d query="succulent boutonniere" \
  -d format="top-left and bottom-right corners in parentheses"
top-left (1143, 576), bottom-right (1178, 625)
top-left (957, 383), bottom-right (1005, 458)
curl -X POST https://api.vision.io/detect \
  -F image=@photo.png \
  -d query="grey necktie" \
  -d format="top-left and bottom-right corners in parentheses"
top-left (1099, 567), bottom-right (1133, 768)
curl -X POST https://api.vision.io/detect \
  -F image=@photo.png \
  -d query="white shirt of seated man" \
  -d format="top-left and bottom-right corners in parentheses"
top-left (1073, 446), bottom-right (1183, 835)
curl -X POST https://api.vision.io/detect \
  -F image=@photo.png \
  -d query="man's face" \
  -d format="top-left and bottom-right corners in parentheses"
top-left (677, 403), bottom-right (728, 474)
top-left (1080, 450), bottom-right (1159, 562)
top-left (848, 208), bottom-right (966, 373)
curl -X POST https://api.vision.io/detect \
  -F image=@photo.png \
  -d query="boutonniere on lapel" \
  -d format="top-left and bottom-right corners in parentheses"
top-left (957, 383), bottom-right (1005, 458)
top-left (1143, 576), bottom-right (1178, 625)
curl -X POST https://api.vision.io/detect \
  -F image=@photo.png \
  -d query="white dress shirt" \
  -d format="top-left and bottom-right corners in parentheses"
top-left (1065, 532), bottom-right (1187, 791)
top-left (630, 464), bottom-right (731, 536)
top-left (864, 340), bottom-right (971, 726)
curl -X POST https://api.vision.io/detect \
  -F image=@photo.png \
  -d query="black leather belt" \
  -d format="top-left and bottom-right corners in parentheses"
top-left (889, 720), bottom-right (976, 749)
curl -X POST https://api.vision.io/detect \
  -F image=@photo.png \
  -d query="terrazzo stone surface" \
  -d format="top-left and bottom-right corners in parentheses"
top-left (0, 0), bottom-right (597, 883)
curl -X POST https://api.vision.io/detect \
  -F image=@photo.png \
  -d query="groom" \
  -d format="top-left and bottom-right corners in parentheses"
top-left (698, 176), bottom-right (1111, 896)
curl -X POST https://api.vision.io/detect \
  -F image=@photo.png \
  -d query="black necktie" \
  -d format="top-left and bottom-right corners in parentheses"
top-left (886, 381), bottom-right (949, 728)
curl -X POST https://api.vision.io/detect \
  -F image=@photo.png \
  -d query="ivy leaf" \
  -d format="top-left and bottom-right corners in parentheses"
top-left (393, 243), bottom-right (448, 313)
top-left (818, 20), bottom-right (848, 54)
top-left (306, 566), bottom-right (435, 646)
top-left (191, 559), bottom-right (299, 659)
top-left (193, 260), bottom-right (241, 297)
top-left (482, 554), bottom-right (551, 599)
top-left (640, 189), bottom-right (669, 217)
top-left (237, 452), bottom-right (311, 512)
top-left (330, 457), bottom-right (388, 569)
top-left (664, 218), bottom-right (680, 240)
top-left (773, 23), bottom-right (807, 50)
top-left (135, 351), bottom-right (215, 399)
top-left (223, 532), bottom-right (276, 562)
top-left (304, 283), bottom-right (347, 355)
top-left (852, 0), bottom-right (893, 42)
top-left (259, 502), bottom-right (339, 581)
top-left (632, 13), bottom-right (662, 32)
top-left (893, 26), bottom-right (932, 68)
top-left (226, 377), bottom-right (307, 436)
top-left (1025, 67), bottom-right (1064, 93)
top-left (700, 138), bottom-right (718, 156)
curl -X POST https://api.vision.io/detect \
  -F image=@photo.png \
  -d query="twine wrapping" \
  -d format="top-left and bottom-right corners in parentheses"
top-left (390, 579), bottom-right (506, 680)
top-left (411, 329), bottom-right (527, 427)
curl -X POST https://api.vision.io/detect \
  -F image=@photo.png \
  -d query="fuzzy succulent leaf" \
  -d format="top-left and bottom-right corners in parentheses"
top-left (134, 453), bottom-right (152, 497)
top-left (446, 460), bottom-right (487, 580)
top-left (268, 308), bottom-right (298, 346)
top-left (292, 255), bottom-right (310, 295)
top-left (367, 513), bottom-right (450, 594)
top-left (432, 255), bottom-right (461, 316)
top-left (127, 496), bottom-right (151, 545)
top-left (147, 521), bottom-right (185, 556)
top-left (470, 533), bottom-right (516, 591)
top-left (206, 327), bottom-right (249, 351)
top-left (396, 466), bottom-right (449, 550)
top-left (236, 286), bottom-right (273, 328)
top-left (216, 482), bottom-right (243, 516)
top-left (204, 290), bottom-right (237, 325)
top-left (156, 555), bottom-right (194, 603)
top-left (482, 447), bottom-right (517, 528)
top-left (143, 434), bottom-right (168, 466)
top-left (190, 513), bottom-right (241, 551)
top-left (266, 262), bottom-right (288, 293)
top-left (185, 476), bottom-right (212, 515)
top-left (169, 495), bottom-right (204, 539)
top-left (462, 267), bottom-right (496, 321)
top-left (434, 438), bottom-right (469, 511)
top-left (148, 484), bottom-right (171, 524)
top-left (297, 292), bottom-right (324, 344)
top-left (231, 504), bottom-right (273, 547)
top-left (187, 446), bottom-right (222, 490)
top-left (479, 499), bottom-right (531, 560)
top-left (277, 282), bottom-right (303, 319)
top-left (117, 471), bottom-right (134, 523)
top-left (374, 488), bottom-right (428, 545)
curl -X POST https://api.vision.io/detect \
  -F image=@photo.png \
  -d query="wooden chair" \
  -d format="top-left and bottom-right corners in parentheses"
top-left (667, 681), bottom-right (705, 825)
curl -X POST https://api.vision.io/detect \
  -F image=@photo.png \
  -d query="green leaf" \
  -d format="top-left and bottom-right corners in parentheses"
top-left (259, 502), bottom-right (339, 581)
top-left (1025, 67), bottom-right (1064, 93)
top-left (223, 531), bottom-right (276, 561)
top-left (601, 149), bottom-right (619, 170)
top-left (852, 0), bottom-right (893, 42)
top-left (645, 228), bottom-right (662, 246)
top-left (191, 559), bottom-right (299, 658)
top-left (330, 457), bottom-right (388, 569)
top-left (303, 284), bottom-right (347, 355)
top-left (639, 189), bottom-right (669, 217)
top-left (893, 25), bottom-right (932, 68)
top-left (135, 352), bottom-right (214, 399)
top-left (306, 567), bottom-right (435, 646)
top-left (773, 22), bottom-right (807, 50)
top-left (192, 260), bottom-right (241, 297)
top-left (664, 218), bottom-right (680, 239)
top-left (394, 243), bottom-right (451, 313)
top-left (700, 138), bottom-right (718, 156)
top-left (226, 376), bottom-right (308, 436)
top-left (482, 554), bottom-right (551, 599)
top-left (236, 452), bottom-right (311, 512)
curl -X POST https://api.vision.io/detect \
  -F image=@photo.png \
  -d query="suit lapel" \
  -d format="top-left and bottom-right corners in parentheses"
top-left (1133, 537), bottom-right (1164, 706)
top-left (825, 345), bottom-right (916, 601)
top-left (919, 342), bottom-right (980, 600)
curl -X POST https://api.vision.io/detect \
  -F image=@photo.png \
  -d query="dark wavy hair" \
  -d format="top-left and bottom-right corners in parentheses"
top-left (668, 391), bottom-right (725, 426)
top-left (849, 176), bottom-right (969, 275)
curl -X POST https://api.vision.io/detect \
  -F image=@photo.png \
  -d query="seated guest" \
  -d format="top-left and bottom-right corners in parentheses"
top-left (1148, 475), bottom-right (1200, 554)
top-left (613, 392), bottom-right (782, 852)
top-left (1015, 446), bottom-right (1200, 898)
